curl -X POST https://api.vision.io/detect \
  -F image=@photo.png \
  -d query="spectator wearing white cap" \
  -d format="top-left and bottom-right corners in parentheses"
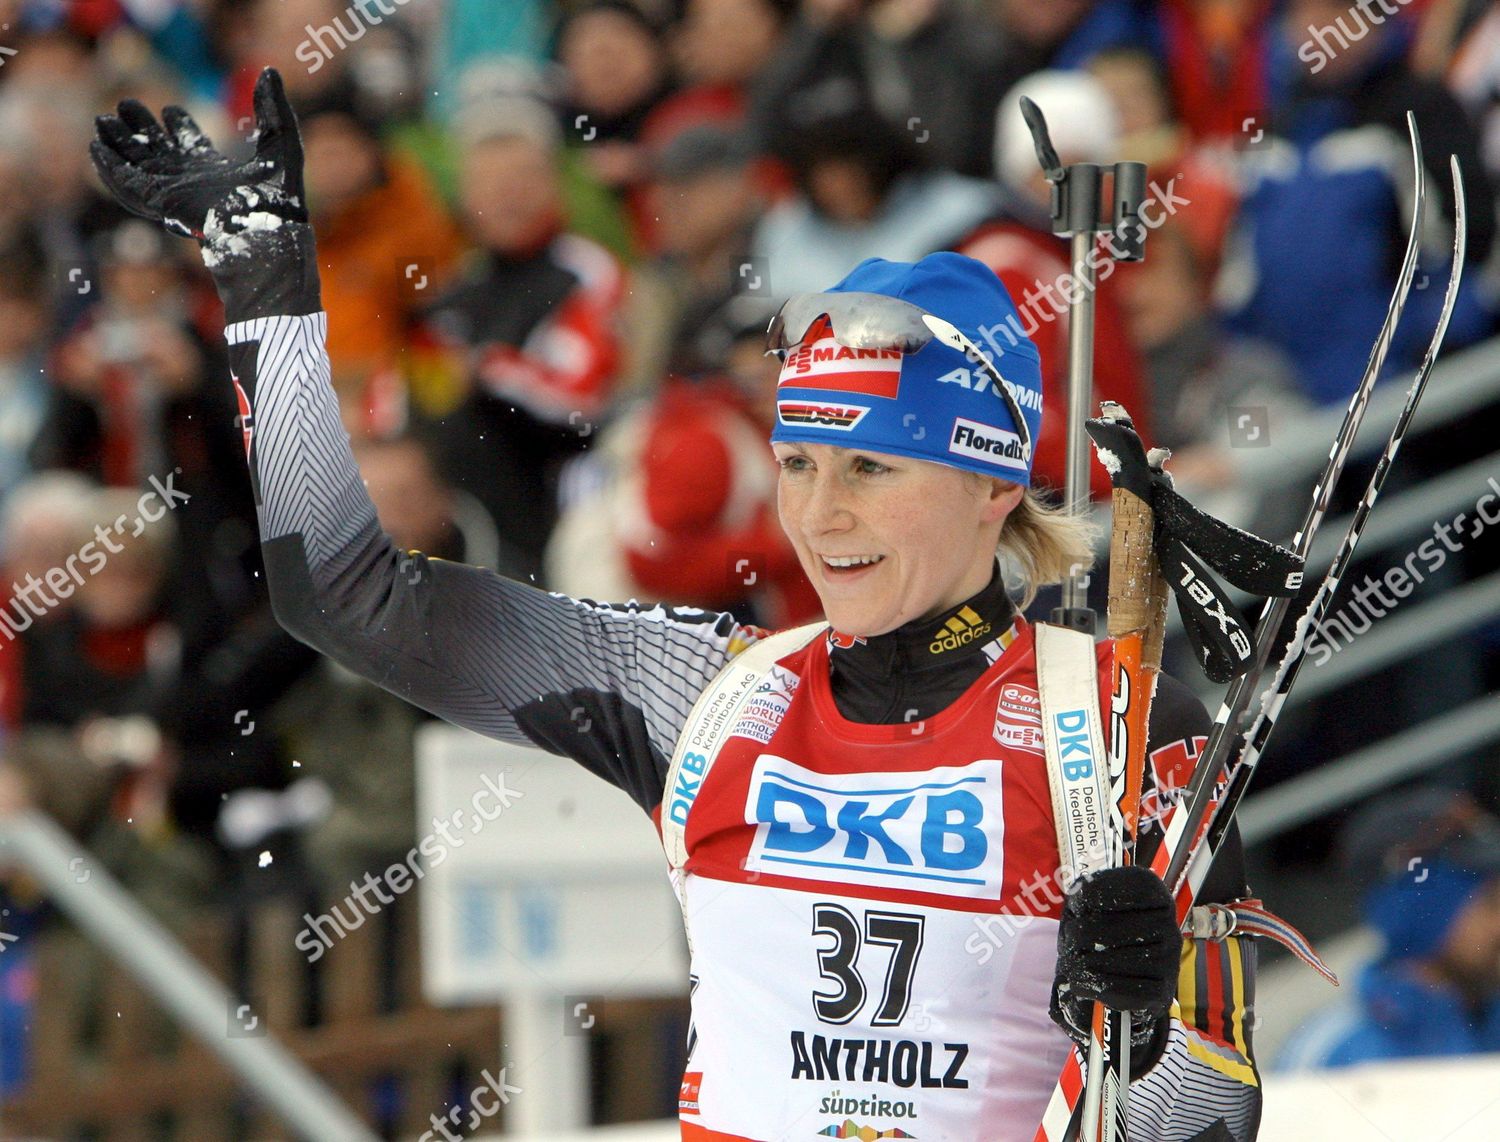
top-left (410, 90), bottom-right (629, 584)
top-left (955, 68), bottom-right (1149, 501)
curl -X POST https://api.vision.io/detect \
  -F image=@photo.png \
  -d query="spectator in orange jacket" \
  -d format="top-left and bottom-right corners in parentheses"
top-left (297, 80), bottom-right (463, 425)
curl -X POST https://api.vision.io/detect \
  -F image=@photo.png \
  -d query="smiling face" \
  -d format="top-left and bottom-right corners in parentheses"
top-left (773, 441), bottom-right (1024, 636)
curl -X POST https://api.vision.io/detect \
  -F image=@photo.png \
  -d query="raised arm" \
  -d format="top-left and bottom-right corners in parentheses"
top-left (89, 69), bottom-right (750, 813)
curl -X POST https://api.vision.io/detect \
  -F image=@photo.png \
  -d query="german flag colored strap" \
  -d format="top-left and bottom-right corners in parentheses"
top-left (1187, 898), bottom-right (1338, 987)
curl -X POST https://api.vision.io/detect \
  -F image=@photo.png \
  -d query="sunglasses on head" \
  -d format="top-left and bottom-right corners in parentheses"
top-left (766, 290), bottom-right (1033, 462)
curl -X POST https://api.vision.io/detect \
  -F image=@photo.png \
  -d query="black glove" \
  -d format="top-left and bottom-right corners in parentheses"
top-left (90, 67), bottom-right (320, 322)
top-left (1050, 865), bottom-right (1180, 1076)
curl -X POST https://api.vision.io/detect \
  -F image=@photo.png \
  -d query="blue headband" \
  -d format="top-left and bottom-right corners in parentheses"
top-left (768, 252), bottom-right (1045, 486)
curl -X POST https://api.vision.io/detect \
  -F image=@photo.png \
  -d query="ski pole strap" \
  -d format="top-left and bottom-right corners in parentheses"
top-left (1156, 535), bottom-right (1258, 684)
top-left (1186, 898), bottom-right (1338, 986)
top-left (1154, 488), bottom-right (1304, 683)
top-left (1083, 415), bottom-right (1305, 684)
top-left (1151, 486), bottom-right (1304, 598)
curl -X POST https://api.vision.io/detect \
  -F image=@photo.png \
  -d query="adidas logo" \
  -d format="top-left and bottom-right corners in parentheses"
top-left (929, 606), bottom-right (992, 654)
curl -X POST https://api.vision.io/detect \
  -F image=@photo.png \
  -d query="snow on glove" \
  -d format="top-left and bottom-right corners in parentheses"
top-left (1050, 865), bottom-right (1180, 1075)
top-left (89, 67), bottom-right (320, 322)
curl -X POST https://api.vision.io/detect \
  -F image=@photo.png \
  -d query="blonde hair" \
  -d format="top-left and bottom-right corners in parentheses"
top-left (998, 488), bottom-right (1099, 611)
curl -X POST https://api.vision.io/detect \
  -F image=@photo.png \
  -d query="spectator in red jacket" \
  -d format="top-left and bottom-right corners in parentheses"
top-left (548, 297), bottom-right (820, 627)
top-left (1152, 0), bottom-right (1278, 146)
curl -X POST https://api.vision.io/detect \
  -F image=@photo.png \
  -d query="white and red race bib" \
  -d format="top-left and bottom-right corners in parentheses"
top-left (673, 621), bottom-right (1115, 1140)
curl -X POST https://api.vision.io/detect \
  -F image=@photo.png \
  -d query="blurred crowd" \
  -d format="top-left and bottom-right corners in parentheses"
top-left (0, 0), bottom-right (1498, 1101)
top-left (1277, 789), bottom-right (1500, 1071)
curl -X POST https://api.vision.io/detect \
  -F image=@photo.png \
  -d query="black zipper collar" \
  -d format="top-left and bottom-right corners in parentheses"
top-left (824, 562), bottom-right (1018, 724)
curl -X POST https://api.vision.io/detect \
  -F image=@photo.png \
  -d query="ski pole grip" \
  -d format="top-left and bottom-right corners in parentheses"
top-left (1144, 555), bottom-right (1169, 672)
top-left (1106, 487), bottom-right (1158, 640)
top-left (1083, 405), bottom-right (1165, 643)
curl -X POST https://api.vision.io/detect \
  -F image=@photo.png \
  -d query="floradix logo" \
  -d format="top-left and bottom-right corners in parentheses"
top-left (930, 606), bottom-right (990, 655)
top-left (947, 417), bottom-right (1026, 474)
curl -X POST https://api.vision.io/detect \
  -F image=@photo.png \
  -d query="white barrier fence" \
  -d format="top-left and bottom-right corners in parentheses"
top-left (415, 727), bottom-right (688, 1137)
top-left (1259, 1055), bottom-right (1500, 1139)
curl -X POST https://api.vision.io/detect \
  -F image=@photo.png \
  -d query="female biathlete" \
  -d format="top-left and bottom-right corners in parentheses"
top-left (90, 71), bottom-right (1261, 1141)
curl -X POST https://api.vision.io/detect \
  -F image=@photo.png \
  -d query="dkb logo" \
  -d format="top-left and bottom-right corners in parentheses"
top-left (744, 757), bottom-right (1005, 899)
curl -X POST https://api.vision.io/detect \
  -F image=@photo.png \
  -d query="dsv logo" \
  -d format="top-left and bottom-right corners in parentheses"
top-left (745, 757), bottom-right (1004, 898)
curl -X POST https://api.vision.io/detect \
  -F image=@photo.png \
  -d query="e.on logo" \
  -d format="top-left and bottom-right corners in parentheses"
top-left (778, 323), bottom-right (904, 400)
top-left (744, 757), bottom-right (1005, 899)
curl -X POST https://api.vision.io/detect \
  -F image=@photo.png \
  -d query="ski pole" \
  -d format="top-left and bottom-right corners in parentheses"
top-left (1019, 95), bottom-right (1153, 1142)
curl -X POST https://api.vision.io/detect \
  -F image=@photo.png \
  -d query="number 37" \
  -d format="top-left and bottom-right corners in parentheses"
top-left (811, 904), bottom-right (924, 1027)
